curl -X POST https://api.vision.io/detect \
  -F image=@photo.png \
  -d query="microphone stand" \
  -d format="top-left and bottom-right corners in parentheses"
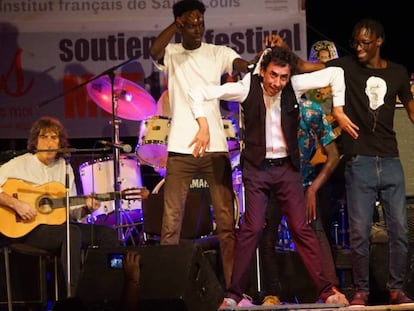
top-left (36, 146), bottom-right (108, 297)
top-left (62, 151), bottom-right (72, 297)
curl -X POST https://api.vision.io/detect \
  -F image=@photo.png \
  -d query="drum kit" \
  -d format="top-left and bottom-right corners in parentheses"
top-left (83, 75), bottom-right (245, 237)
top-left (81, 75), bottom-right (157, 240)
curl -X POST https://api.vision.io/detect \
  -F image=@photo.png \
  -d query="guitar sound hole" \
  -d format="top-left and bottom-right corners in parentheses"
top-left (38, 197), bottom-right (53, 214)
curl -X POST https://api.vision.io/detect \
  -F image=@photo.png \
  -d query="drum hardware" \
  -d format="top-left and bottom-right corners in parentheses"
top-left (232, 167), bottom-right (244, 216)
top-left (331, 199), bottom-right (349, 249)
top-left (277, 216), bottom-right (296, 251)
top-left (85, 62), bottom-right (156, 244)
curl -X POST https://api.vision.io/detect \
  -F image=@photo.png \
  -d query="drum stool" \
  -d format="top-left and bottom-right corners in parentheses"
top-left (1, 242), bottom-right (59, 310)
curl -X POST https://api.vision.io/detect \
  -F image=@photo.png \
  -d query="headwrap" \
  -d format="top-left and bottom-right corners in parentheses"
top-left (308, 40), bottom-right (338, 63)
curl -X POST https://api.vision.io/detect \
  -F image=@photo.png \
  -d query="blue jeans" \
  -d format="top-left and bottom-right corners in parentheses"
top-left (345, 155), bottom-right (408, 292)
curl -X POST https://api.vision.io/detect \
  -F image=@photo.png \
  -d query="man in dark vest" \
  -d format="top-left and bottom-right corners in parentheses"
top-left (189, 46), bottom-right (349, 307)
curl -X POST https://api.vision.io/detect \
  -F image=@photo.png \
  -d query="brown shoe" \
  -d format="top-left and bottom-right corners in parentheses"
top-left (262, 295), bottom-right (281, 306)
top-left (389, 290), bottom-right (414, 305)
top-left (350, 291), bottom-right (368, 307)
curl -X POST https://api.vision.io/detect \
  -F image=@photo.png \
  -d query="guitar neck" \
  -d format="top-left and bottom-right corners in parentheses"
top-left (51, 193), bottom-right (120, 208)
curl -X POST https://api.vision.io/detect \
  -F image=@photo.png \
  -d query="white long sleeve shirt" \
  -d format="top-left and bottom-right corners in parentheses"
top-left (189, 67), bottom-right (345, 158)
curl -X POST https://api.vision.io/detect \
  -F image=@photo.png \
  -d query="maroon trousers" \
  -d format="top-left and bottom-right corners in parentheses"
top-left (226, 160), bottom-right (333, 302)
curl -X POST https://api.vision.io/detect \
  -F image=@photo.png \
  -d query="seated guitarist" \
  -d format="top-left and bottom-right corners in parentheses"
top-left (0, 116), bottom-right (120, 297)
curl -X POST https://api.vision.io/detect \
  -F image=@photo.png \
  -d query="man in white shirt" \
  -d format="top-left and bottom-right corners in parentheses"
top-left (189, 46), bottom-right (349, 307)
top-left (0, 116), bottom-right (119, 296)
top-left (149, 0), bottom-right (250, 288)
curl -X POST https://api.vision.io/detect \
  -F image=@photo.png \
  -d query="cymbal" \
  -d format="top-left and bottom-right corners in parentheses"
top-left (87, 76), bottom-right (156, 121)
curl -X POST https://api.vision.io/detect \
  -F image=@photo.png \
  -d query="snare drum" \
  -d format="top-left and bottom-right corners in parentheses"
top-left (136, 115), bottom-right (171, 168)
top-left (78, 156), bottom-right (143, 221)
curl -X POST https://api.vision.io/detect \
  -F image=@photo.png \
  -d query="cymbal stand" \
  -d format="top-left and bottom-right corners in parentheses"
top-left (106, 71), bottom-right (142, 245)
top-left (106, 70), bottom-right (125, 242)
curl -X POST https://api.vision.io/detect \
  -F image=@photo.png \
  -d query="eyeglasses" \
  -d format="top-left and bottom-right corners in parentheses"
top-left (350, 38), bottom-right (377, 49)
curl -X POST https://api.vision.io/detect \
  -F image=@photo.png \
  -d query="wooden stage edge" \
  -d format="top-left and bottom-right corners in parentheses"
top-left (218, 302), bottom-right (414, 310)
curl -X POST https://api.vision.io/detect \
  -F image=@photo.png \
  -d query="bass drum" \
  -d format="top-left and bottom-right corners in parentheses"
top-left (78, 155), bottom-right (143, 224)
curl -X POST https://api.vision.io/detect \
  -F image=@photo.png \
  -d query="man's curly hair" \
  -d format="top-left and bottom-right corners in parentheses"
top-left (260, 46), bottom-right (298, 75)
top-left (27, 116), bottom-right (69, 155)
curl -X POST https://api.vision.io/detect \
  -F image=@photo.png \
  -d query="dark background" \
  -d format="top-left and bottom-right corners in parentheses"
top-left (306, 0), bottom-right (412, 74)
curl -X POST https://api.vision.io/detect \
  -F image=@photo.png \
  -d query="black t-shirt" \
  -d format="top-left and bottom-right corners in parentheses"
top-left (327, 55), bottom-right (412, 157)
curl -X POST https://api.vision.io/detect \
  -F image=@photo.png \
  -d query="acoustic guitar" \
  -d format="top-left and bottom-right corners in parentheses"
top-left (310, 114), bottom-right (342, 166)
top-left (0, 179), bottom-right (149, 238)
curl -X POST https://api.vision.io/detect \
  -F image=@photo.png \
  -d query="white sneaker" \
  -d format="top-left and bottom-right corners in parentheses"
top-left (238, 294), bottom-right (254, 307)
top-left (325, 287), bottom-right (349, 306)
top-left (219, 298), bottom-right (237, 310)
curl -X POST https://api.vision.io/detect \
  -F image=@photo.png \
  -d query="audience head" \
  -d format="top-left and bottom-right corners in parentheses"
top-left (308, 40), bottom-right (338, 63)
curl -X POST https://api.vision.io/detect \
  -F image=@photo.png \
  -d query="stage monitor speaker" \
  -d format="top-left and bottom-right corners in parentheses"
top-left (275, 250), bottom-right (317, 303)
top-left (142, 176), bottom-right (213, 239)
top-left (407, 196), bottom-right (414, 243)
top-left (76, 244), bottom-right (223, 311)
top-left (394, 107), bottom-right (414, 197)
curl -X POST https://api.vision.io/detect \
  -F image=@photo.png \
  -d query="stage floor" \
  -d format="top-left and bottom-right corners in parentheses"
top-left (218, 302), bottom-right (414, 310)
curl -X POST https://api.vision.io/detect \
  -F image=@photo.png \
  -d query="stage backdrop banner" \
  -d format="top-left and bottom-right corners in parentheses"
top-left (0, 0), bottom-right (307, 139)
